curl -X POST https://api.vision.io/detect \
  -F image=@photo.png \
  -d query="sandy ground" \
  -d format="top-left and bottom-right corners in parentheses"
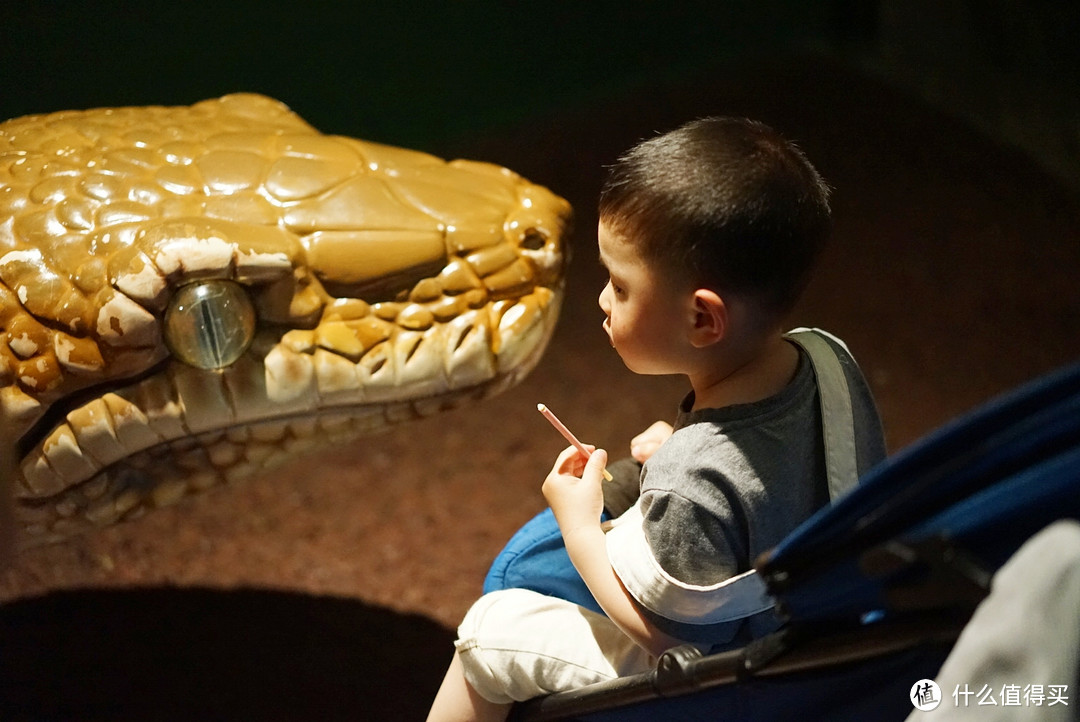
top-left (1, 55), bottom-right (1078, 720)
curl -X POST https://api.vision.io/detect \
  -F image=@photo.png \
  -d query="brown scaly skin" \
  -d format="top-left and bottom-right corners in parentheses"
top-left (0, 94), bottom-right (570, 547)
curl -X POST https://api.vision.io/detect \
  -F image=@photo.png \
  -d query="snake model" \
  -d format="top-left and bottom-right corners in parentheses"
top-left (0, 93), bottom-right (570, 548)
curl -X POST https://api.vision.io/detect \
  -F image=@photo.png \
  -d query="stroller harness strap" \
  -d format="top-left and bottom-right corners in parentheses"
top-left (785, 328), bottom-right (859, 502)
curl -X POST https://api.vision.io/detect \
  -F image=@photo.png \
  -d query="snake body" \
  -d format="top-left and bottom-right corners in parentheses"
top-left (0, 94), bottom-right (570, 547)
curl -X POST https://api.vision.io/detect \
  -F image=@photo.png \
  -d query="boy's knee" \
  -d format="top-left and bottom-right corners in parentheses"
top-left (454, 589), bottom-right (636, 703)
top-left (454, 590), bottom-right (528, 704)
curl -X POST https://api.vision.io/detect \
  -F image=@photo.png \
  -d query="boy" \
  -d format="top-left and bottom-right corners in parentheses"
top-left (428, 117), bottom-right (886, 721)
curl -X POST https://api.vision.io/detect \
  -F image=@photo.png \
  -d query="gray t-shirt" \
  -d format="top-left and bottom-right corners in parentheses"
top-left (607, 334), bottom-right (886, 645)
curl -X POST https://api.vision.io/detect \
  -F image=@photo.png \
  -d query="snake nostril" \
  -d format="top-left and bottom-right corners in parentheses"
top-left (520, 228), bottom-right (547, 251)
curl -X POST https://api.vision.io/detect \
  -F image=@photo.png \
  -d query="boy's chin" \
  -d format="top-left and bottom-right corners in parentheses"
top-left (619, 356), bottom-right (669, 376)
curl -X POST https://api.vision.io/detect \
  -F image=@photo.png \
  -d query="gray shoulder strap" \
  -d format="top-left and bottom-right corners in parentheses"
top-left (785, 328), bottom-right (859, 501)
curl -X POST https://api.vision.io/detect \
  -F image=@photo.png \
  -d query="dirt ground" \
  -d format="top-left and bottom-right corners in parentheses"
top-left (2, 55), bottom-right (1078, 720)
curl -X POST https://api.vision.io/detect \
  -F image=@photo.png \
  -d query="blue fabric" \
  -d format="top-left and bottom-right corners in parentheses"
top-left (483, 508), bottom-right (607, 615)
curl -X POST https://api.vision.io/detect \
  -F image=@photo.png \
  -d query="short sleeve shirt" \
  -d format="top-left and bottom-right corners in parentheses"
top-left (606, 337), bottom-right (885, 645)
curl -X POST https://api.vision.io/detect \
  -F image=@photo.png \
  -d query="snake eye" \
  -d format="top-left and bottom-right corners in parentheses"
top-left (164, 281), bottom-right (256, 369)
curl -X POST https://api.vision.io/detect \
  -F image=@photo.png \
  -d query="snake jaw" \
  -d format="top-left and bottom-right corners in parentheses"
top-left (3, 94), bottom-right (571, 546)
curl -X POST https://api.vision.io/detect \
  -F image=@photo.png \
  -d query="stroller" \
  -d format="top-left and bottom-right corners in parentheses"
top-left (495, 360), bottom-right (1080, 721)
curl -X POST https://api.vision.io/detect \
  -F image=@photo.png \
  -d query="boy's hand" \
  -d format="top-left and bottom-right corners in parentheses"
top-left (542, 445), bottom-right (608, 535)
top-left (630, 421), bottom-right (674, 463)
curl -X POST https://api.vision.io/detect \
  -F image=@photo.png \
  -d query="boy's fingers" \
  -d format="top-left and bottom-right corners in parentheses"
top-left (552, 445), bottom-right (587, 476)
top-left (553, 445), bottom-right (577, 465)
top-left (584, 448), bottom-right (608, 479)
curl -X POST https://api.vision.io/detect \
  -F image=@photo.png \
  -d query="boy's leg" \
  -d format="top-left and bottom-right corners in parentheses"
top-left (428, 651), bottom-right (512, 722)
top-left (454, 588), bottom-right (654, 703)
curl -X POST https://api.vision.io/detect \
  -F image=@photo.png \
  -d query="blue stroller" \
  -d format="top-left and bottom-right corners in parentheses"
top-left (492, 361), bottom-right (1080, 721)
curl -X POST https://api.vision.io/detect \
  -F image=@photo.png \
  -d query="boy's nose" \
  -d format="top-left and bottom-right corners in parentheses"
top-left (598, 282), bottom-right (612, 313)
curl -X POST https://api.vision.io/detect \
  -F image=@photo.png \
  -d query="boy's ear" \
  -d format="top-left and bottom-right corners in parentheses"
top-left (689, 289), bottom-right (728, 347)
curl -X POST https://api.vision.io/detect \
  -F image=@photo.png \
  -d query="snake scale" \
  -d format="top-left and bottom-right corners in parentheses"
top-left (0, 93), bottom-right (570, 548)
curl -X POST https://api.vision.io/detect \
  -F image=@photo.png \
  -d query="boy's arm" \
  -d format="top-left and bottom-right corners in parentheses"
top-left (543, 447), bottom-right (683, 658)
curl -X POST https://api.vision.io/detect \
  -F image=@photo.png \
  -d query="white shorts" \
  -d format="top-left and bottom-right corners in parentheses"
top-left (454, 588), bottom-right (656, 704)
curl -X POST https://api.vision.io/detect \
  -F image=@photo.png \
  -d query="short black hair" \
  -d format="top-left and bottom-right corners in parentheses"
top-left (599, 117), bottom-right (831, 317)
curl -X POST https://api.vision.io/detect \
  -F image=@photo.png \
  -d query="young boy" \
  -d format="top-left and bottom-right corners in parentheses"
top-left (428, 117), bottom-right (886, 721)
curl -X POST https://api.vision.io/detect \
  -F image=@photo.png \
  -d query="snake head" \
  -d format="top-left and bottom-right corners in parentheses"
top-left (0, 94), bottom-right (571, 545)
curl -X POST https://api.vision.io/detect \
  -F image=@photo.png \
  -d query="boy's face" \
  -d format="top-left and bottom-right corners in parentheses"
top-left (597, 220), bottom-right (693, 375)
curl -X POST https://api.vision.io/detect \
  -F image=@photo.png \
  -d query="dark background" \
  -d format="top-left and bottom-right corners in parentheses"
top-left (5, 2), bottom-right (1079, 188)
top-left (2, 2), bottom-right (1080, 719)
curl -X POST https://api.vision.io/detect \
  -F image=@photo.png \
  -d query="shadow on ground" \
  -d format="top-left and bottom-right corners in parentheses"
top-left (0, 587), bottom-right (452, 720)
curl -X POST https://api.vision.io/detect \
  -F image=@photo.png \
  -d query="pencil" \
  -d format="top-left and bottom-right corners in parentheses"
top-left (537, 403), bottom-right (614, 481)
